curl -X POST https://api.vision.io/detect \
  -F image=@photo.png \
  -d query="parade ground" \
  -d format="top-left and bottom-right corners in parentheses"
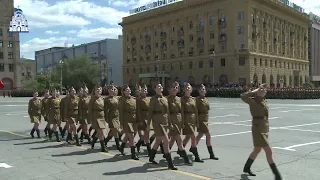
top-left (1, 97), bottom-right (320, 180)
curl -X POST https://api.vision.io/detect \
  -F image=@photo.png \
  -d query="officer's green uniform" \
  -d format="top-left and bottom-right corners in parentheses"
top-left (28, 98), bottom-right (42, 123)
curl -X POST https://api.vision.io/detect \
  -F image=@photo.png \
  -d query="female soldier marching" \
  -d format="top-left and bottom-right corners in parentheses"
top-left (48, 89), bottom-right (62, 142)
top-left (147, 83), bottom-right (177, 170)
top-left (60, 90), bottom-right (69, 139)
top-left (89, 86), bottom-right (108, 152)
top-left (78, 86), bottom-right (92, 144)
top-left (103, 85), bottom-right (121, 151)
top-left (241, 84), bottom-right (282, 180)
top-left (28, 91), bottom-right (42, 138)
top-left (195, 84), bottom-right (219, 160)
top-left (182, 83), bottom-right (203, 163)
top-left (167, 82), bottom-right (192, 164)
top-left (134, 85), bottom-right (146, 153)
top-left (118, 85), bottom-right (139, 160)
top-left (64, 87), bottom-right (81, 146)
top-left (42, 89), bottom-right (51, 137)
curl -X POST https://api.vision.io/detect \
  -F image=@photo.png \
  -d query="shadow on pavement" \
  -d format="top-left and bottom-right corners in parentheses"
top-left (29, 143), bottom-right (66, 150)
top-left (14, 140), bottom-right (50, 145)
top-left (240, 174), bottom-right (251, 180)
top-left (103, 163), bottom-right (166, 176)
top-left (78, 154), bottom-right (132, 165)
top-left (51, 148), bottom-right (98, 157)
top-left (0, 137), bottom-right (31, 142)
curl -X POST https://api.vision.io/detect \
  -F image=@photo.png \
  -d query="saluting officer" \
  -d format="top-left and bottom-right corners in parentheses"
top-left (147, 83), bottom-right (177, 170)
top-left (48, 89), bottom-right (61, 142)
top-left (89, 86), bottom-right (108, 152)
top-left (240, 84), bottom-right (282, 180)
top-left (28, 91), bottom-right (42, 138)
top-left (195, 84), bottom-right (219, 160)
top-left (119, 85), bottom-right (139, 160)
top-left (78, 86), bottom-right (92, 144)
top-left (64, 87), bottom-right (81, 146)
top-left (103, 85), bottom-right (121, 151)
top-left (42, 89), bottom-right (51, 137)
top-left (182, 83), bottom-right (203, 163)
top-left (167, 82), bottom-right (192, 164)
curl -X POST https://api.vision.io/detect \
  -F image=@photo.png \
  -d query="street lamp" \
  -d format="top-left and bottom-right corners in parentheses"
top-left (210, 51), bottom-right (216, 85)
top-left (59, 60), bottom-right (64, 94)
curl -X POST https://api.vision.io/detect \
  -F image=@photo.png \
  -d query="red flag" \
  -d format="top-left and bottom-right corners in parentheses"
top-left (0, 80), bottom-right (4, 89)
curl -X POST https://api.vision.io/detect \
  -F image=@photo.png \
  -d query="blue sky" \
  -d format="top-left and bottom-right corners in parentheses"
top-left (14, 0), bottom-right (320, 60)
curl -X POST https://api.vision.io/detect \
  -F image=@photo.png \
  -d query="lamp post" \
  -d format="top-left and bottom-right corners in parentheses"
top-left (59, 60), bottom-right (64, 94)
top-left (210, 51), bottom-right (216, 86)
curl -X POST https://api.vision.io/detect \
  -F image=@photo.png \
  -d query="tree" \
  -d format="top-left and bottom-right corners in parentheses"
top-left (51, 55), bottom-right (100, 90)
top-left (21, 74), bottom-right (47, 91)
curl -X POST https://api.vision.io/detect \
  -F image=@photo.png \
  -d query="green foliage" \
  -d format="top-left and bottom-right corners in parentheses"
top-left (21, 75), bottom-right (47, 91)
top-left (50, 55), bottom-right (100, 90)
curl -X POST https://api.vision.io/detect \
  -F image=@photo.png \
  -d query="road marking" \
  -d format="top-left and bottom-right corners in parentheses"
top-left (201, 131), bottom-right (252, 139)
top-left (0, 105), bottom-right (28, 107)
top-left (279, 109), bottom-right (314, 113)
top-left (273, 141), bottom-right (320, 151)
top-left (0, 163), bottom-right (13, 168)
top-left (0, 130), bottom-right (213, 180)
top-left (277, 122), bottom-right (320, 129)
top-left (280, 128), bottom-right (320, 133)
top-left (209, 117), bottom-right (281, 125)
top-left (215, 107), bottom-right (247, 110)
top-left (6, 113), bottom-right (28, 116)
top-left (209, 114), bottom-right (239, 118)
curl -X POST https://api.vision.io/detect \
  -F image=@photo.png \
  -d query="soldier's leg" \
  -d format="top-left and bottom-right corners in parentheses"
top-left (144, 130), bottom-right (152, 156)
top-left (176, 135), bottom-right (192, 164)
top-left (189, 135), bottom-right (203, 162)
top-left (52, 124), bottom-right (61, 142)
top-left (183, 136), bottom-right (191, 147)
top-left (162, 135), bottom-right (178, 170)
top-left (96, 128), bottom-right (107, 152)
top-left (104, 129), bottom-right (113, 146)
top-left (82, 124), bottom-right (91, 144)
top-left (243, 147), bottom-right (262, 176)
top-left (263, 146), bottom-right (282, 180)
top-left (204, 132), bottom-right (218, 160)
top-left (149, 137), bottom-right (161, 164)
top-left (128, 133), bottom-right (139, 160)
top-left (71, 123), bottom-right (81, 146)
top-left (135, 130), bottom-right (145, 153)
top-left (30, 123), bottom-right (36, 138)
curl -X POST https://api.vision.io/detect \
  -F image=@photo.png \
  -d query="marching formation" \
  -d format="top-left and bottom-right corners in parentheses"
top-left (27, 82), bottom-right (282, 179)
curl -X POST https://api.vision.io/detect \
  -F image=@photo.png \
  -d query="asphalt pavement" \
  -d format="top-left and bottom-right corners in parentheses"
top-left (1, 97), bottom-right (320, 180)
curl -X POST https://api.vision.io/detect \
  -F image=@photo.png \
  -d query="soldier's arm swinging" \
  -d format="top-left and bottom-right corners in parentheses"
top-left (194, 99), bottom-right (199, 128)
top-left (103, 98), bottom-right (109, 123)
top-left (147, 97), bottom-right (154, 127)
top-left (28, 100), bottom-right (32, 116)
top-left (119, 98), bottom-right (124, 127)
top-left (136, 98), bottom-right (141, 123)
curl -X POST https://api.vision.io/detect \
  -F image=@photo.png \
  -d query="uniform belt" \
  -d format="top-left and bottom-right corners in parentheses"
top-left (184, 112), bottom-right (195, 114)
top-left (94, 109), bottom-right (103, 111)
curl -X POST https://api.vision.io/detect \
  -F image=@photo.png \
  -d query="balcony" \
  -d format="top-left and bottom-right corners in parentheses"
top-left (197, 25), bottom-right (204, 31)
top-left (219, 34), bottom-right (227, 41)
top-left (145, 35), bottom-right (150, 41)
top-left (218, 19), bottom-right (226, 27)
top-left (177, 40), bottom-right (184, 48)
top-left (197, 38), bottom-right (204, 45)
top-left (160, 32), bottom-right (167, 39)
top-left (178, 30), bottom-right (184, 35)
top-left (236, 48), bottom-right (249, 54)
top-left (131, 37), bottom-right (136, 44)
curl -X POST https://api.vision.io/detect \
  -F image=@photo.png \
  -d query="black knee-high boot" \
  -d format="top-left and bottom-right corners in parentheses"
top-left (180, 150), bottom-right (192, 165)
top-left (61, 128), bottom-right (66, 138)
top-left (119, 142), bottom-right (126, 155)
top-left (74, 134), bottom-right (81, 146)
top-left (85, 134), bottom-right (91, 144)
top-left (58, 126), bottom-right (63, 135)
top-left (115, 138), bottom-right (120, 150)
top-left (135, 139), bottom-right (144, 153)
top-left (44, 127), bottom-right (48, 137)
top-left (207, 146), bottom-right (219, 160)
top-left (30, 128), bottom-right (35, 138)
top-left (77, 126), bottom-right (82, 133)
top-left (80, 132), bottom-right (84, 142)
top-left (164, 153), bottom-right (178, 170)
top-left (54, 131), bottom-right (61, 142)
top-left (131, 146), bottom-right (139, 160)
top-left (100, 140), bottom-right (107, 152)
top-left (146, 143), bottom-right (152, 157)
top-left (36, 129), bottom-right (40, 138)
top-left (270, 163), bottom-right (282, 180)
top-left (149, 149), bottom-right (158, 164)
top-left (243, 158), bottom-right (256, 176)
top-left (91, 136), bottom-right (98, 149)
top-left (48, 129), bottom-right (53, 140)
top-left (104, 135), bottom-right (113, 146)
top-left (190, 147), bottom-right (204, 163)
top-left (150, 137), bottom-right (155, 144)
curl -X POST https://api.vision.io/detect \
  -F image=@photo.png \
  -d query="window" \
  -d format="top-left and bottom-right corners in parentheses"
top-left (0, 63), bottom-right (4, 72)
top-left (179, 62), bottom-right (183, 70)
top-left (209, 59), bottom-right (213, 67)
top-left (199, 60), bottom-right (203, 68)
top-left (140, 67), bottom-right (143, 73)
top-left (140, 32), bottom-right (143, 39)
top-left (189, 62), bottom-right (193, 69)
top-left (171, 63), bottom-right (174, 70)
top-left (260, 58), bottom-right (262, 66)
top-left (237, 26), bottom-right (244, 35)
top-left (154, 65), bottom-right (158, 71)
top-left (8, 41), bottom-right (13, 48)
top-left (199, 18), bottom-right (204, 27)
top-left (265, 60), bottom-right (267, 66)
top-left (254, 58), bottom-right (257, 66)
top-left (172, 25), bottom-right (175, 32)
top-left (0, 52), bottom-right (3, 59)
top-left (147, 66), bottom-right (150, 72)
top-left (251, 13), bottom-right (255, 24)
top-left (133, 67), bottom-right (136, 73)
top-left (162, 64), bottom-right (165, 71)
top-left (238, 12), bottom-right (244, 20)
top-left (0, 28), bottom-right (2, 36)
top-left (270, 60), bottom-right (273, 67)
top-left (154, 28), bottom-right (157, 36)
top-left (239, 57), bottom-right (245, 65)
top-left (8, 52), bottom-right (13, 59)
top-left (238, 41), bottom-right (245, 49)
top-left (189, 21), bottom-right (193, 29)
top-left (220, 58), bottom-right (226, 66)
top-left (0, 40), bottom-right (2, 47)
top-left (9, 64), bottom-right (14, 72)
top-left (209, 16), bottom-right (214, 25)
top-left (189, 34), bottom-right (193, 42)
top-left (210, 31), bottom-right (214, 39)
top-left (126, 68), bottom-right (129, 74)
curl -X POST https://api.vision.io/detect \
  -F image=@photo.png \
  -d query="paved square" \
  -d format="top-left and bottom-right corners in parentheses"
top-left (1, 97), bottom-right (320, 180)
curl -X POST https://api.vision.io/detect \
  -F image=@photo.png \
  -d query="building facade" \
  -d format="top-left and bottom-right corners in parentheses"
top-left (120, 0), bottom-right (310, 88)
top-left (308, 13), bottom-right (320, 83)
top-left (0, 0), bottom-right (22, 90)
top-left (19, 58), bottom-right (36, 87)
top-left (35, 38), bottom-right (123, 86)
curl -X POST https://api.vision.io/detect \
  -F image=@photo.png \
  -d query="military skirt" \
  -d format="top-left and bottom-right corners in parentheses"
top-left (79, 117), bottom-right (91, 125)
top-left (106, 110), bottom-right (120, 129)
top-left (198, 113), bottom-right (209, 133)
top-left (251, 117), bottom-right (269, 147)
top-left (183, 113), bottom-right (196, 135)
top-left (137, 110), bottom-right (148, 131)
top-left (168, 113), bottom-right (183, 136)
top-left (30, 114), bottom-right (41, 123)
top-left (67, 109), bottom-right (78, 124)
top-left (152, 113), bottom-right (169, 136)
top-left (49, 109), bottom-right (61, 125)
top-left (91, 110), bottom-right (106, 129)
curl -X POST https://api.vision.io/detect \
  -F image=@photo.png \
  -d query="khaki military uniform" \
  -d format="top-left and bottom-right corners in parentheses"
top-left (136, 96), bottom-right (151, 131)
top-left (64, 96), bottom-right (80, 124)
top-left (60, 96), bottom-right (67, 122)
top-left (196, 96), bottom-right (210, 133)
top-left (167, 95), bottom-right (184, 136)
top-left (41, 97), bottom-right (50, 122)
top-left (104, 96), bottom-right (120, 129)
top-left (28, 98), bottom-right (42, 123)
top-left (148, 94), bottom-right (170, 136)
top-left (241, 91), bottom-right (269, 147)
top-left (119, 96), bottom-right (138, 133)
top-left (78, 96), bottom-right (91, 125)
top-left (48, 97), bottom-right (61, 125)
top-left (181, 96), bottom-right (198, 135)
top-left (89, 96), bottom-right (106, 129)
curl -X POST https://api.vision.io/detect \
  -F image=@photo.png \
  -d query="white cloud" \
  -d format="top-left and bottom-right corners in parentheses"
top-left (67, 30), bottom-right (77, 34)
top-left (14, 0), bottom-right (129, 28)
top-left (77, 28), bottom-right (122, 39)
top-left (20, 37), bottom-right (75, 59)
top-left (290, 0), bottom-right (320, 15)
top-left (45, 30), bottom-right (59, 35)
top-left (112, 0), bottom-right (136, 7)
